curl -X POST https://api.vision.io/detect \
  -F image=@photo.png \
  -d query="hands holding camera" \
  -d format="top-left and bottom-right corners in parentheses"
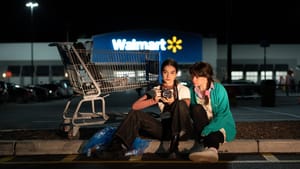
top-left (152, 87), bottom-right (174, 105)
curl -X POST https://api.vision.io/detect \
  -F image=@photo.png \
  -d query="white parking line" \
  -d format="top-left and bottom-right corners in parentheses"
top-left (241, 107), bottom-right (300, 118)
top-left (262, 153), bottom-right (280, 162)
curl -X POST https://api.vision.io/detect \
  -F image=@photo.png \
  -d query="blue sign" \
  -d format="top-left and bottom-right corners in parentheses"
top-left (92, 30), bottom-right (202, 64)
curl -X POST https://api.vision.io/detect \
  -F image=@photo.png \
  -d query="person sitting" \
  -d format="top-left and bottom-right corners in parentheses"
top-left (188, 61), bottom-right (236, 163)
top-left (100, 58), bottom-right (193, 159)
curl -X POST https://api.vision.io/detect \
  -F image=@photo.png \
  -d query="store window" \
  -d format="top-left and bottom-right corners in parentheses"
top-left (231, 71), bottom-right (243, 80)
top-left (245, 64), bottom-right (259, 83)
top-left (274, 64), bottom-right (288, 85)
top-left (51, 65), bottom-right (65, 76)
top-left (260, 71), bottom-right (273, 80)
top-left (246, 71), bottom-right (258, 83)
top-left (275, 71), bottom-right (287, 85)
top-left (260, 64), bottom-right (273, 80)
top-left (7, 65), bottom-right (21, 76)
top-left (21, 66), bottom-right (34, 76)
top-left (36, 66), bottom-right (49, 76)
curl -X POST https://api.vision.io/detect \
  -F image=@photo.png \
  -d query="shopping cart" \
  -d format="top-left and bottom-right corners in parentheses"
top-left (50, 42), bottom-right (160, 139)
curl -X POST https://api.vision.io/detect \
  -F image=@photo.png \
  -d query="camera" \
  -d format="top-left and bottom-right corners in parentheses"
top-left (161, 88), bottom-right (173, 99)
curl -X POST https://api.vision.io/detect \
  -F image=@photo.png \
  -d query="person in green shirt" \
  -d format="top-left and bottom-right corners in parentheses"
top-left (188, 61), bottom-right (236, 163)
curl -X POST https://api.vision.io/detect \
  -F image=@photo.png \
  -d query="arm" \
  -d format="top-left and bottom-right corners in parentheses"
top-left (131, 94), bottom-right (158, 110)
top-left (182, 98), bottom-right (190, 108)
top-left (178, 84), bottom-right (191, 107)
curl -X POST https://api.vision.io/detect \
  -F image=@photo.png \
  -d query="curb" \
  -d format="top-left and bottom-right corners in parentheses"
top-left (1, 139), bottom-right (300, 156)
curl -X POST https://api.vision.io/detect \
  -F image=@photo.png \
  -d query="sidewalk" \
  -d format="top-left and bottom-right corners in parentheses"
top-left (1, 138), bottom-right (300, 156)
top-left (1, 120), bottom-right (300, 156)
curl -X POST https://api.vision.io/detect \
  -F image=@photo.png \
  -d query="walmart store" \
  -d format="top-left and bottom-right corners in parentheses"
top-left (0, 29), bottom-right (299, 86)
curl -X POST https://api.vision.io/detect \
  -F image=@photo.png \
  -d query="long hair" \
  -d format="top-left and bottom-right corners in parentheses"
top-left (189, 62), bottom-right (214, 105)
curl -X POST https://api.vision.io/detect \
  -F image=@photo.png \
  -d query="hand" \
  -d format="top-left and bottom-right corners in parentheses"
top-left (160, 95), bottom-right (175, 105)
top-left (152, 88), bottom-right (162, 102)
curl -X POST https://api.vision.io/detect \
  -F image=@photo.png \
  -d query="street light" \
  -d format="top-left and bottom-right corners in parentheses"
top-left (26, 1), bottom-right (38, 85)
top-left (260, 40), bottom-right (270, 80)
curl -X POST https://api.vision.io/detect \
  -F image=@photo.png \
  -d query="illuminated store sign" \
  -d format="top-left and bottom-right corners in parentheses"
top-left (92, 30), bottom-right (202, 64)
top-left (112, 38), bottom-right (167, 51)
top-left (167, 36), bottom-right (183, 53)
top-left (111, 36), bottom-right (183, 54)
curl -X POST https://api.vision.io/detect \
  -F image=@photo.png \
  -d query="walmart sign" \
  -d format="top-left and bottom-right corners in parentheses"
top-left (111, 38), bottom-right (167, 51)
top-left (92, 30), bottom-right (202, 64)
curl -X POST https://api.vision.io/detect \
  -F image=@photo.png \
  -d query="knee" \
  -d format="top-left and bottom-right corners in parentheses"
top-left (190, 104), bottom-right (206, 115)
top-left (178, 100), bottom-right (187, 106)
top-left (177, 100), bottom-right (190, 113)
top-left (128, 109), bottom-right (142, 118)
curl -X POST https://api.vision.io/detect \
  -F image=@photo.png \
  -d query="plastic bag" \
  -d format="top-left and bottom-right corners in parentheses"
top-left (81, 126), bottom-right (116, 155)
top-left (125, 137), bottom-right (151, 156)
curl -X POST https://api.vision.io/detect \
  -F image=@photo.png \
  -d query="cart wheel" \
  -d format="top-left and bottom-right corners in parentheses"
top-left (59, 123), bottom-right (65, 132)
top-left (67, 128), bottom-right (80, 140)
top-left (103, 114), bottom-right (109, 121)
top-left (59, 123), bottom-right (71, 133)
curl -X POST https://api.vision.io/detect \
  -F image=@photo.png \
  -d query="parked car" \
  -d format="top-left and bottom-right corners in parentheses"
top-left (56, 79), bottom-right (74, 98)
top-left (223, 79), bottom-right (260, 98)
top-left (25, 85), bottom-right (51, 102)
top-left (6, 83), bottom-right (34, 103)
top-left (37, 83), bottom-right (62, 99)
top-left (38, 81), bottom-right (73, 99)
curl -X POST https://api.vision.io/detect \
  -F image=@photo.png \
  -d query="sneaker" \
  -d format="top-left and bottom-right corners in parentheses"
top-left (96, 148), bottom-right (129, 160)
top-left (189, 147), bottom-right (219, 163)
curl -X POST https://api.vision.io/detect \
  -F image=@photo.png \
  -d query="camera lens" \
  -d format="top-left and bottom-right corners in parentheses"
top-left (162, 89), bottom-right (172, 98)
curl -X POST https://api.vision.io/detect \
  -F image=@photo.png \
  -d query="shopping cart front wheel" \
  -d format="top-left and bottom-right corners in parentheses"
top-left (67, 127), bottom-right (80, 140)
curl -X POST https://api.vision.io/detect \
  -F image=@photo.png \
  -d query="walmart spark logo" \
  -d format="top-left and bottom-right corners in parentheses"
top-left (167, 36), bottom-right (183, 53)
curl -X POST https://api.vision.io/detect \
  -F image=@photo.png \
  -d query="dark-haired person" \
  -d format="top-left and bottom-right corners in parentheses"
top-left (188, 61), bottom-right (236, 163)
top-left (101, 58), bottom-right (192, 159)
top-left (285, 69), bottom-right (295, 96)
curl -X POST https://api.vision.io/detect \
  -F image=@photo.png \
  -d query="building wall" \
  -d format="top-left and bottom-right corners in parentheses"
top-left (217, 44), bottom-right (300, 82)
top-left (202, 38), bottom-right (218, 77)
top-left (0, 38), bottom-right (299, 86)
top-left (0, 42), bottom-right (62, 85)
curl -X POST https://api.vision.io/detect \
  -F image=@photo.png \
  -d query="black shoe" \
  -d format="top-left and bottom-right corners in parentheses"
top-left (168, 152), bottom-right (177, 159)
top-left (106, 138), bottom-right (126, 152)
top-left (96, 148), bottom-right (129, 160)
top-left (96, 138), bottom-right (129, 160)
top-left (179, 130), bottom-right (190, 141)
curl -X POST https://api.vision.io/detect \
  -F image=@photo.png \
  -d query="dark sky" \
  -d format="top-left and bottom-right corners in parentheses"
top-left (2, 0), bottom-right (300, 44)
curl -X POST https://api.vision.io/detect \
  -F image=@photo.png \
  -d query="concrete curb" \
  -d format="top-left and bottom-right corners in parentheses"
top-left (1, 139), bottom-right (300, 156)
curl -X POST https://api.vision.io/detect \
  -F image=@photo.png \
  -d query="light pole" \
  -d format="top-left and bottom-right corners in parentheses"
top-left (260, 40), bottom-right (270, 80)
top-left (26, 1), bottom-right (38, 85)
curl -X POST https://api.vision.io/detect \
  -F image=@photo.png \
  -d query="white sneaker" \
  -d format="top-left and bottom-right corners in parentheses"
top-left (189, 147), bottom-right (219, 163)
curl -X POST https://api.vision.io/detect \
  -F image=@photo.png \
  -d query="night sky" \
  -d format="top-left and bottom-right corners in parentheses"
top-left (2, 0), bottom-right (300, 44)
